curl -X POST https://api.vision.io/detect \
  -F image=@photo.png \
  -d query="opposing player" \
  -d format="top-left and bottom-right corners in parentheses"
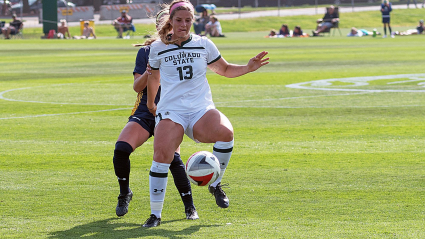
top-left (112, 9), bottom-right (198, 220)
top-left (143, 0), bottom-right (269, 227)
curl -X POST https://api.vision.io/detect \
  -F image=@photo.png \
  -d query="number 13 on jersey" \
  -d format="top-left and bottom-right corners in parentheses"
top-left (177, 66), bottom-right (193, 81)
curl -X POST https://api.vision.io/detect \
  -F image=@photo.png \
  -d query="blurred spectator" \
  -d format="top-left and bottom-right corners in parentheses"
top-left (1, 14), bottom-right (22, 39)
top-left (381, 0), bottom-right (393, 38)
top-left (292, 26), bottom-right (304, 37)
top-left (313, 5), bottom-right (339, 36)
top-left (347, 27), bottom-right (362, 37)
top-left (418, 19), bottom-right (424, 34)
top-left (346, 27), bottom-right (370, 37)
top-left (73, 21), bottom-right (96, 39)
top-left (279, 24), bottom-right (290, 37)
top-left (205, 16), bottom-right (224, 37)
top-left (395, 19), bottom-right (424, 35)
top-left (193, 9), bottom-right (209, 35)
top-left (57, 19), bottom-right (71, 39)
top-left (266, 29), bottom-right (277, 38)
top-left (113, 10), bottom-right (134, 38)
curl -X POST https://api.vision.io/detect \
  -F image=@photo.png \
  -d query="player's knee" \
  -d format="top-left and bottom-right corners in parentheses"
top-left (153, 148), bottom-right (174, 164)
top-left (115, 141), bottom-right (133, 154)
top-left (220, 128), bottom-right (234, 142)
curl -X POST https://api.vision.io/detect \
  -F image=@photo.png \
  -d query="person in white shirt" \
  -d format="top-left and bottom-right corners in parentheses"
top-left (142, 0), bottom-right (269, 228)
top-left (205, 15), bottom-right (224, 37)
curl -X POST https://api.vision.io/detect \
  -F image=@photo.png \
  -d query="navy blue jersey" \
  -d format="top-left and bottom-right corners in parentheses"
top-left (381, 3), bottom-right (392, 17)
top-left (131, 45), bottom-right (161, 121)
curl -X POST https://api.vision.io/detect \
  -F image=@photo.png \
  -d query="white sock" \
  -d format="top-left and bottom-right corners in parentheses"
top-left (210, 139), bottom-right (234, 188)
top-left (149, 161), bottom-right (170, 218)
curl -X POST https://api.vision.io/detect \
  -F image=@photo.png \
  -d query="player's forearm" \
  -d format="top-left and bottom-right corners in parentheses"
top-left (133, 72), bottom-right (148, 92)
top-left (147, 73), bottom-right (160, 109)
top-left (221, 64), bottom-right (251, 78)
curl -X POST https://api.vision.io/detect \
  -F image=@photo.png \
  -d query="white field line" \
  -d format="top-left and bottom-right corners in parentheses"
top-left (220, 104), bottom-right (425, 109)
top-left (215, 92), bottom-right (369, 104)
top-left (0, 108), bottom-right (131, 120)
top-left (2, 73), bottom-right (425, 120)
top-left (286, 73), bottom-right (425, 92)
top-left (0, 85), bottom-right (132, 106)
top-left (0, 92), bottom-right (370, 120)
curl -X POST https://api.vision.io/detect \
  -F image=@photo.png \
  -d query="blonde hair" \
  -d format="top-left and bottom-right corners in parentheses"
top-left (138, 9), bottom-right (170, 46)
top-left (158, 0), bottom-right (194, 45)
top-left (135, 1), bottom-right (194, 47)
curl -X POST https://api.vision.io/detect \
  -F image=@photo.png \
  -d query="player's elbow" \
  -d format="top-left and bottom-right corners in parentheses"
top-left (133, 84), bottom-right (143, 93)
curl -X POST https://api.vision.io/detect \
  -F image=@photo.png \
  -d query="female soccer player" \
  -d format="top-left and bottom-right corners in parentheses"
top-left (112, 9), bottom-right (198, 220)
top-left (143, 0), bottom-right (269, 227)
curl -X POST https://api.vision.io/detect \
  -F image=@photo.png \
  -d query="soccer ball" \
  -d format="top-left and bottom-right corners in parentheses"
top-left (185, 151), bottom-right (221, 186)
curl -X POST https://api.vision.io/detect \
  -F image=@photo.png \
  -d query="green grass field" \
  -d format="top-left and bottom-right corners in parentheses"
top-left (1, 16), bottom-right (425, 239)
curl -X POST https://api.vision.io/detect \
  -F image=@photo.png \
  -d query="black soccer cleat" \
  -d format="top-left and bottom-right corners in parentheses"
top-left (115, 190), bottom-right (133, 217)
top-left (185, 206), bottom-right (199, 220)
top-left (142, 214), bottom-right (161, 227)
top-left (208, 182), bottom-right (229, 208)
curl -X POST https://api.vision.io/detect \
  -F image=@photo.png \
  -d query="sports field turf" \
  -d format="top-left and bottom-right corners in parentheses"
top-left (1, 30), bottom-right (425, 238)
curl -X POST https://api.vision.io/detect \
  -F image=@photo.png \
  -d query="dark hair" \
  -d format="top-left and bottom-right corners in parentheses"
top-left (293, 26), bottom-right (303, 36)
top-left (280, 24), bottom-right (289, 35)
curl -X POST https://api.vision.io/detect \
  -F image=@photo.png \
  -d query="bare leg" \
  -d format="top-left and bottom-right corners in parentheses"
top-left (193, 109), bottom-right (233, 143)
top-left (5, 28), bottom-right (11, 38)
top-left (315, 25), bottom-right (328, 34)
top-left (193, 109), bottom-right (234, 208)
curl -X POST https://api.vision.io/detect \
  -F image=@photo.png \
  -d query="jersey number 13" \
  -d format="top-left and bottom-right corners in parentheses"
top-left (177, 66), bottom-right (193, 81)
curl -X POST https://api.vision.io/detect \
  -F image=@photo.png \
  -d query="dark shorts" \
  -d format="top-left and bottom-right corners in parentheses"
top-left (127, 111), bottom-right (156, 137)
top-left (382, 17), bottom-right (390, 24)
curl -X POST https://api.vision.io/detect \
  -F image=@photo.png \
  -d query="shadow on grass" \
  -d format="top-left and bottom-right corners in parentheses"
top-left (48, 217), bottom-right (220, 239)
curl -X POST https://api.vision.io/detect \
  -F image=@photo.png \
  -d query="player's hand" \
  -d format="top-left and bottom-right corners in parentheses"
top-left (247, 51), bottom-right (269, 72)
top-left (148, 104), bottom-right (157, 116)
top-left (146, 64), bottom-right (152, 75)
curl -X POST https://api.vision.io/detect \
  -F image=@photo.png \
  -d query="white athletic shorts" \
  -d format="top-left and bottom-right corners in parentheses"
top-left (155, 107), bottom-right (215, 143)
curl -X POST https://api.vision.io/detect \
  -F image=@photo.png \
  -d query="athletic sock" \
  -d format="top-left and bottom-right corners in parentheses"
top-left (210, 139), bottom-right (234, 188)
top-left (169, 152), bottom-right (194, 209)
top-left (384, 27), bottom-right (387, 35)
top-left (389, 26), bottom-right (392, 35)
top-left (113, 141), bottom-right (133, 195)
top-left (149, 161), bottom-right (170, 218)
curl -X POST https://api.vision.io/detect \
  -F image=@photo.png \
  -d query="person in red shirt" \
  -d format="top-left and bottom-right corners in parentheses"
top-left (113, 10), bottom-right (134, 38)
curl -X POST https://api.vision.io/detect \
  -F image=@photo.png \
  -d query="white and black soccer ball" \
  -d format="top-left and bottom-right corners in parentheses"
top-left (185, 151), bottom-right (221, 186)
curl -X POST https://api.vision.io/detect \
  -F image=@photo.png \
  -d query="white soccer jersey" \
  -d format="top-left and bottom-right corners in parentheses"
top-left (149, 34), bottom-right (221, 113)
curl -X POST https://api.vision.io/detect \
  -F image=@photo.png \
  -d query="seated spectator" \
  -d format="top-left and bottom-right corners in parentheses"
top-left (113, 10), bottom-right (134, 38)
top-left (279, 24), bottom-right (290, 37)
top-left (292, 26), bottom-right (304, 37)
top-left (57, 19), bottom-right (71, 39)
top-left (313, 5), bottom-right (339, 36)
top-left (193, 9), bottom-right (209, 35)
top-left (73, 21), bottom-right (96, 39)
top-left (1, 14), bottom-right (23, 39)
top-left (205, 16), bottom-right (224, 37)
